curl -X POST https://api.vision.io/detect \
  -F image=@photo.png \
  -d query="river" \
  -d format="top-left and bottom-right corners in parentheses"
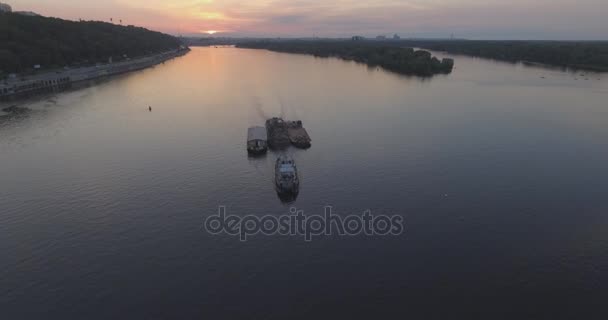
top-left (1, 47), bottom-right (608, 318)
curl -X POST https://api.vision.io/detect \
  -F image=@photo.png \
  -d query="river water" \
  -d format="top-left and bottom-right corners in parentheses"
top-left (1, 47), bottom-right (608, 318)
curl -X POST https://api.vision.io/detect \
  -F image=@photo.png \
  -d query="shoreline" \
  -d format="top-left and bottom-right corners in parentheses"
top-left (0, 47), bottom-right (190, 101)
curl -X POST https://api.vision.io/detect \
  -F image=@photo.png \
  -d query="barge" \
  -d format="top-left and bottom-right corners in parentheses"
top-left (247, 126), bottom-right (268, 155)
top-left (286, 120), bottom-right (311, 149)
top-left (265, 117), bottom-right (311, 149)
top-left (265, 117), bottom-right (291, 149)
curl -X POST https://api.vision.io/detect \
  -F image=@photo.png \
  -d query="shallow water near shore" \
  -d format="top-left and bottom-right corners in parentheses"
top-left (1, 47), bottom-right (608, 318)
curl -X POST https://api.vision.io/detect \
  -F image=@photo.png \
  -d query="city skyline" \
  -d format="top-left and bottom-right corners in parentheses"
top-left (6, 0), bottom-right (608, 40)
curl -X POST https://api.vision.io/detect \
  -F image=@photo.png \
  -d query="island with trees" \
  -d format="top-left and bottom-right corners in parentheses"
top-left (198, 37), bottom-right (608, 73)
top-left (0, 11), bottom-right (182, 76)
top-left (237, 40), bottom-right (454, 77)
top-left (395, 40), bottom-right (608, 72)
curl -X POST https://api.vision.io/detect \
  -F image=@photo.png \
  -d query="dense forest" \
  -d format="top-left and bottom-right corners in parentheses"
top-left (397, 40), bottom-right (608, 71)
top-left (0, 12), bottom-right (181, 75)
top-left (237, 40), bottom-right (454, 77)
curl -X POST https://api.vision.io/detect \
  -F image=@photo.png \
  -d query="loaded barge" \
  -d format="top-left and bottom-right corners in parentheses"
top-left (265, 117), bottom-right (290, 149)
top-left (286, 120), bottom-right (311, 149)
top-left (265, 117), bottom-right (311, 149)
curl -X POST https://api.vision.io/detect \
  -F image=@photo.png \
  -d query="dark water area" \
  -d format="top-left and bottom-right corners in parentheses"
top-left (1, 47), bottom-right (608, 319)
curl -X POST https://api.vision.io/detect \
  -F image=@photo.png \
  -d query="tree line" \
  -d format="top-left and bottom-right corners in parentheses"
top-left (0, 12), bottom-right (181, 75)
top-left (237, 40), bottom-right (454, 77)
top-left (397, 40), bottom-right (608, 72)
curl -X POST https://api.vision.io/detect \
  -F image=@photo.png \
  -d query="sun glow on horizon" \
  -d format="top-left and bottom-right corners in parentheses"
top-left (205, 30), bottom-right (218, 35)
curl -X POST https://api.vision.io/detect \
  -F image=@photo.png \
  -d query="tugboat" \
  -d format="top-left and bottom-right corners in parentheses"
top-left (275, 155), bottom-right (299, 196)
top-left (247, 126), bottom-right (268, 155)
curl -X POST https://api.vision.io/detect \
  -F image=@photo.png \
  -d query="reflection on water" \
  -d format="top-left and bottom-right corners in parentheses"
top-left (1, 47), bottom-right (608, 319)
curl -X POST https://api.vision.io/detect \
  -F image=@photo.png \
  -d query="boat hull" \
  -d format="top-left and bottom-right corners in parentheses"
top-left (247, 146), bottom-right (268, 155)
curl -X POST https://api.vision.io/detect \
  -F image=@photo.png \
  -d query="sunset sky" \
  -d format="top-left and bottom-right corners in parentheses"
top-left (8, 0), bottom-right (608, 39)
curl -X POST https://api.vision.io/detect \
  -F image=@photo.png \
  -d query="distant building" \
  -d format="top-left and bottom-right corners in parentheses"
top-left (351, 36), bottom-right (365, 41)
top-left (393, 34), bottom-right (401, 40)
top-left (376, 35), bottom-right (387, 40)
top-left (0, 2), bottom-right (12, 12)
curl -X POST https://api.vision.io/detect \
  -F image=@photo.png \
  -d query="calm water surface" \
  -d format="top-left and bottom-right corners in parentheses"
top-left (2, 47), bottom-right (608, 318)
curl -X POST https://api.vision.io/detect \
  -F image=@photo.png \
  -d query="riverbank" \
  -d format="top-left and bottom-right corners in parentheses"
top-left (0, 47), bottom-right (190, 101)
